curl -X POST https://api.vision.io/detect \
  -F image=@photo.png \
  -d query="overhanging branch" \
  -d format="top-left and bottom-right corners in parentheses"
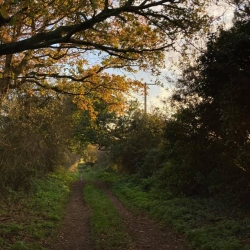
top-left (0, 0), bottom-right (181, 56)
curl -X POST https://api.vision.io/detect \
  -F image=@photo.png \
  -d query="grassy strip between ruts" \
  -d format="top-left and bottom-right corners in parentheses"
top-left (82, 171), bottom-right (133, 250)
top-left (0, 168), bottom-right (78, 250)
top-left (90, 169), bottom-right (250, 250)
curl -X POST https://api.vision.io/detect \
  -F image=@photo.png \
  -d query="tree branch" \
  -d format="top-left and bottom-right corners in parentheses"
top-left (0, 0), bottom-right (180, 55)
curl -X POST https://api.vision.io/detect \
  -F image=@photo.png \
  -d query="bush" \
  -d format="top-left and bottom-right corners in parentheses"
top-left (0, 94), bottom-right (78, 194)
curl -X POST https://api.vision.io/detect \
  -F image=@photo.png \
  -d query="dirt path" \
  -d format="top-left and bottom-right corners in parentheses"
top-left (94, 181), bottom-right (189, 250)
top-left (50, 180), bottom-right (93, 250)
top-left (50, 180), bottom-right (189, 250)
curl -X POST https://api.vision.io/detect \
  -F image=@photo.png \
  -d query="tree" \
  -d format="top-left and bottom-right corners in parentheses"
top-left (73, 98), bottom-right (118, 149)
top-left (75, 98), bottom-right (165, 174)
top-left (164, 17), bottom-right (250, 198)
top-left (233, 0), bottom-right (250, 21)
top-left (108, 106), bottom-right (165, 174)
top-left (0, 0), bottom-right (211, 109)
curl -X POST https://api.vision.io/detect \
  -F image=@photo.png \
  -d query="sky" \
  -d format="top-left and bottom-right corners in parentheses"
top-left (134, 1), bottom-right (236, 112)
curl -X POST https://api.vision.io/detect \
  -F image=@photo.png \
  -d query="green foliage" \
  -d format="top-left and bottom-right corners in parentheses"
top-left (76, 100), bottom-right (165, 176)
top-left (109, 107), bottom-right (164, 175)
top-left (74, 101), bottom-right (117, 149)
top-left (94, 170), bottom-right (124, 186)
top-left (0, 169), bottom-right (77, 249)
top-left (11, 241), bottom-right (30, 250)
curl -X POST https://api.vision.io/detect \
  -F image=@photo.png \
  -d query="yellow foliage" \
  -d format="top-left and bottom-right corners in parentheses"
top-left (0, 0), bottom-right (212, 115)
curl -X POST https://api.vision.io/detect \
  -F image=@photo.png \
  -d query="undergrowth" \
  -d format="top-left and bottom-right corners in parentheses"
top-left (0, 168), bottom-right (77, 250)
top-left (92, 169), bottom-right (250, 250)
top-left (82, 170), bottom-right (133, 250)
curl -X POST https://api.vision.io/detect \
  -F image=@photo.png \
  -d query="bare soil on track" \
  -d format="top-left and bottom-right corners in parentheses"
top-left (50, 180), bottom-right (93, 250)
top-left (50, 180), bottom-right (189, 250)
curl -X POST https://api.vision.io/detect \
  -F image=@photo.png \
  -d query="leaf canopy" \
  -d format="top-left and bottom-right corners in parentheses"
top-left (0, 0), bottom-right (212, 111)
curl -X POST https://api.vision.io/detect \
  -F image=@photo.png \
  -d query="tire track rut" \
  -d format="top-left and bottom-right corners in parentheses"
top-left (94, 181), bottom-right (189, 250)
top-left (51, 179), bottom-right (189, 250)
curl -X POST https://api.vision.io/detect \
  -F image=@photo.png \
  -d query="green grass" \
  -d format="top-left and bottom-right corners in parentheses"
top-left (82, 171), bottom-right (133, 250)
top-left (0, 168), bottom-right (78, 250)
top-left (88, 169), bottom-right (250, 250)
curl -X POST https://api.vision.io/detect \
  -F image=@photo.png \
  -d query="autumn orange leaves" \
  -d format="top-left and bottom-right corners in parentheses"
top-left (0, 0), bottom-right (211, 115)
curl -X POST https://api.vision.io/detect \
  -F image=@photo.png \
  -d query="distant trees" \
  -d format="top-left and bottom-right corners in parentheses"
top-left (76, 99), bottom-right (164, 175)
top-left (109, 108), bottom-right (164, 175)
top-left (73, 99), bottom-right (118, 150)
